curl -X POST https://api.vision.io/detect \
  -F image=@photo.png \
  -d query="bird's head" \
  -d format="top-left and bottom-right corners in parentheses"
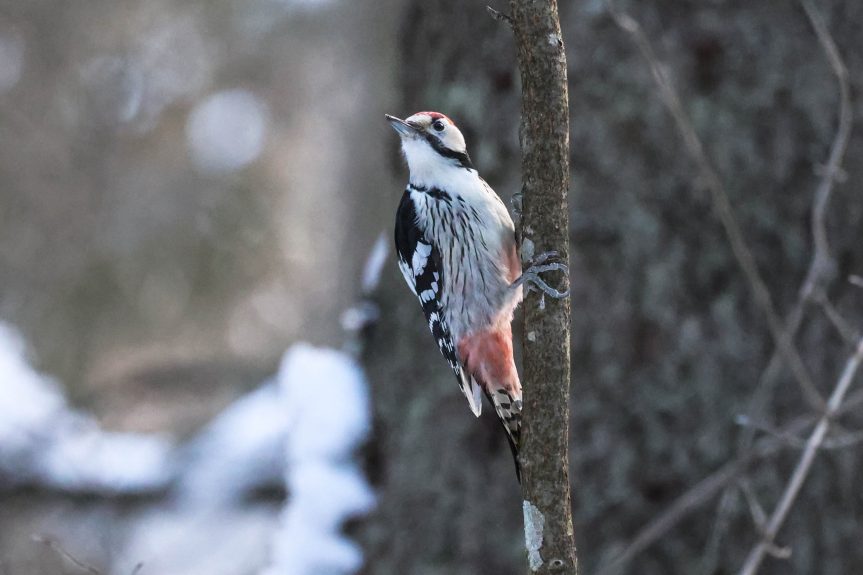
top-left (386, 111), bottom-right (473, 178)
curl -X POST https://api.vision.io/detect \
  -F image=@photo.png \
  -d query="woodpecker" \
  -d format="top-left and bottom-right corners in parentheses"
top-left (387, 111), bottom-right (567, 479)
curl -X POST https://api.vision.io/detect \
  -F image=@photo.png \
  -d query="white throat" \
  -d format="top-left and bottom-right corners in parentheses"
top-left (401, 137), bottom-right (469, 188)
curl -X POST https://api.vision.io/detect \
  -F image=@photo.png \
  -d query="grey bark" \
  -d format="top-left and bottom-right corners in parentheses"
top-left (509, 1), bottom-right (578, 573)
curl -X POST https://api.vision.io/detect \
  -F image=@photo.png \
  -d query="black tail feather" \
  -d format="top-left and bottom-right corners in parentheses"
top-left (484, 389), bottom-right (522, 483)
top-left (504, 427), bottom-right (521, 483)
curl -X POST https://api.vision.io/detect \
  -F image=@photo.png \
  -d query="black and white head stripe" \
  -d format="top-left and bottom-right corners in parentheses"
top-left (394, 190), bottom-right (482, 416)
top-left (422, 132), bottom-right (473, 169)
top-left (400, 112), bottom-right (473, 170)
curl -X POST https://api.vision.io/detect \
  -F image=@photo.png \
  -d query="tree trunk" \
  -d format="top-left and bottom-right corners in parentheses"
top-left (509, 1), bottom-right (578, 574)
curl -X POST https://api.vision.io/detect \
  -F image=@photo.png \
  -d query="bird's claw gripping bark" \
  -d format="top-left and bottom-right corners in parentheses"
top-left (512, 250), bottom-right (570, 299)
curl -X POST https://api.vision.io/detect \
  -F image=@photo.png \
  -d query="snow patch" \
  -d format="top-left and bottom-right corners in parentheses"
top-left (280, 344), bottom-right (370, 461)
top-left (261, 343), bottom-right (374, 575)
top-left (523, 500), bottom-right (545, 571)
top-left (0, 323), bottom-right (173, 495)
top-left (177, 381), bottom-right (288, 506)
top-left (117, 382), bottom-right (290, 574)
top-left (119, 343), bottom-right (375, 574)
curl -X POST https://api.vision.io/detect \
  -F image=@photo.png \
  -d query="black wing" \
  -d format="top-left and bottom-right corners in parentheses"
top-left (394, 191), bottom-right (483, 416)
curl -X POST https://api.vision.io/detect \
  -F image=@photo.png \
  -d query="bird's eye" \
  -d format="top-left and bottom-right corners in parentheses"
top-left (432, 120), bottom-right (445, 132)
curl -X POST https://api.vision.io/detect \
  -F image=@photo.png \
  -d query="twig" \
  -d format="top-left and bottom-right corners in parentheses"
top-left (32, 535), bottom-right (101, 575)
top-left (736, 7), bottom-right (856, 568)
top-left (486, 6), bottom-right (513, 28)
top-left (699, 488), bottom-right (738, 575)
top-left (594, 416), bottom-right (807, 575)
top-left (737, 0), bottom-right (854, 457)
top-left (739, 337), bottom-right (863, 575)
top-left (606, 2), bottom-right (825, 410)
top-left (798, 0), bottom-right (852, 303)
top-left (735, 415), bottom-right (808, 449)
top-left (131, 562), bottom-right (145, 575)
top-left (737, 412), bottom-right (863, 451)
top-left (597, 3), bottom-right (856, 572)
top-left (821, 429), bottom-right (863, 449)
top-left (738, 479), bottom-right (768, 535)
top-left (813, 290), bottom-right (861, 346)
top-left (737, 310), bottom-right (812, 479)
top-left (596, 388), bottom-right (863, 575)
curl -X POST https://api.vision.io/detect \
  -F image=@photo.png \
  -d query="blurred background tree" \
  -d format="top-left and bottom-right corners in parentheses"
top-left (0, 0), bottom-right (861, 574)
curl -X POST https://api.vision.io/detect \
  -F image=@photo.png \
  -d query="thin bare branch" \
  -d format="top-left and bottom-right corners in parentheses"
top-left (739, 480), bottom-right (792, 560)
top-left (798, 0), bottom-right (852, 301)
top-left (594, 416), bottom-right (806, 575)
top-left (813, 290), bottom-right (861, 346)
top-left (821, 429), bottom-right (863, 449)
top-left (735, 415), bottom-right (809, 449)
top-left (596, 3), bottom-right (857, 572)
top-left (32, 535), bottom-right (101, 575)
top-left (739, 337), bottom-right (863, 575)
top-left (699, 488), bottom-right (738, 575)
top-left (737, 411), bottom-right (863, 451)
top-left (765, 544), bottom-right (792, 560)
top-left (738, 309), bottom-right (811, 465)
top-left (606, 1), bottom-right (825, 410)
top-left (487, 6), bottom-right (514, 27)
top-left (735, 7), bottom-right (857, 568)
top-left (738, 479), bottom-right (768, 533)
top-left (596, 388), bottom-right (863, 575)
top-left (738, 0), bottom-right (854, 456)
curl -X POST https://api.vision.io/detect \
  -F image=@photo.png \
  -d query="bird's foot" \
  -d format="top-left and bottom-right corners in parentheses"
top-left (511, 251), bottom-right (570, 299)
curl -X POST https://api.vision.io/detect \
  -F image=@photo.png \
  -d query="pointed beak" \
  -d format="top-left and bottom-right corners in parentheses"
top-left (386, 114), bottom-right (418, 138)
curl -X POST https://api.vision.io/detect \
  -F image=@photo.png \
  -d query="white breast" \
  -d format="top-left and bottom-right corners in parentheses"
top-left (410, 170), bottom-right (521, 341)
